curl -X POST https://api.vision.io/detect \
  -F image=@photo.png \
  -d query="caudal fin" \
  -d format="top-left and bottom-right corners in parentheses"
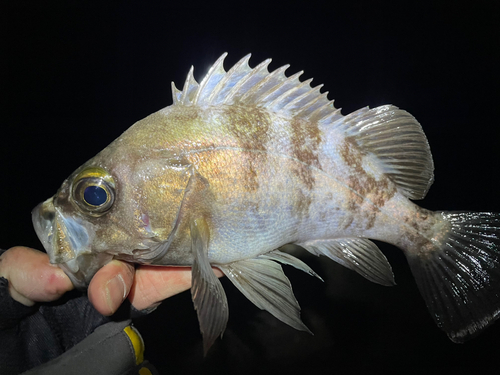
top-left (406, 212), bottom-right (500, 342)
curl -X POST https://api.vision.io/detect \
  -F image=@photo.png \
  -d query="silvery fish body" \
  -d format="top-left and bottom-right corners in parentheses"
top-left (33, 53), bottom-right (500, 352)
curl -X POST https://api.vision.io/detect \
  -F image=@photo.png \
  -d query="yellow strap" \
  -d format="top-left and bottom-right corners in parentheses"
top-left (123, 325), bottom-right (145, 365)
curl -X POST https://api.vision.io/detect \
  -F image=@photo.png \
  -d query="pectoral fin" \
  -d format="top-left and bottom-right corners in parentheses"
top-left (219, 257), bottom-right (311, 333)
top-left (190, 217), bottom-right (228, 354)
top-left (298, 238), bottom-right (395, 286)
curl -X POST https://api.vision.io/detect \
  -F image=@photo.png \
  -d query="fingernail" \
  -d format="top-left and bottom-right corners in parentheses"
top-left (105, 274), bottom-right (127, 314)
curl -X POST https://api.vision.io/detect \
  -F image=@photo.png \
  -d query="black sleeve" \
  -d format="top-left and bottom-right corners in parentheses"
top-left (0, 276), bottom-right (112, 375)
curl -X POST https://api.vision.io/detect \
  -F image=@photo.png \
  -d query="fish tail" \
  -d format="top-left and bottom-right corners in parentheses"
top-left (405, 212), bottom-right (500, 342)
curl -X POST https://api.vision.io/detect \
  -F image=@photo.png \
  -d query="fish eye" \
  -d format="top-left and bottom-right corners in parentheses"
top-left (71, 167), bottom-right (115, 216)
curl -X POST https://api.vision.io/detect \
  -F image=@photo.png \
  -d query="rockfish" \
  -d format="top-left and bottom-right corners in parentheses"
top-left (32, 53), bottom-right (500, 352)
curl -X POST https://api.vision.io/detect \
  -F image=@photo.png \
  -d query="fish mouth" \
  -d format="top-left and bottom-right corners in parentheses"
top-left (32, 197), bottom-right (101, 289)
top-left (32, 198), bottom-right (57, 259)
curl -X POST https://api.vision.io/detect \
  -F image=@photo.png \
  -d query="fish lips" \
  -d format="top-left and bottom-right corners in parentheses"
top-left (32, 197), bottom-right (57, 259)
top-left (32, 197), bottom-right (99, 289)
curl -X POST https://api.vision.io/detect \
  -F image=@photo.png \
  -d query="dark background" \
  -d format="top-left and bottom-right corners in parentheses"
top-left (1, 1), bottom-right (499, 374)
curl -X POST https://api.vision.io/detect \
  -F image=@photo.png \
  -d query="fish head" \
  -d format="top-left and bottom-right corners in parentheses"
top-left (32, 145), bottom-right (192, 289)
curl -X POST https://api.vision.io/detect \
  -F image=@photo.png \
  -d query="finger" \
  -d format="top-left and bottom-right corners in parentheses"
top-left (0, 246), bottom-right (73, 306)
top-left (87, 260), bottom-right (135, 316)
top-left (128, 266), bottom-right (223, 311)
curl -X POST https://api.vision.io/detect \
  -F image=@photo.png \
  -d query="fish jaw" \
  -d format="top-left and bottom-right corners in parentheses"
top-left (32, 196), bottom-right (106, 289)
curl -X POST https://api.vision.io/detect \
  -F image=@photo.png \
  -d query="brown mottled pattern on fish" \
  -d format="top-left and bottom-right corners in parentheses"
top-left (223, 106), bottom-right (271, 191)
top-left (339, 136), bottom-right (397, 230)
top-left (289, 117), bottom-right (322, 191)
top-left (32, 53), bottom-right (500, 353)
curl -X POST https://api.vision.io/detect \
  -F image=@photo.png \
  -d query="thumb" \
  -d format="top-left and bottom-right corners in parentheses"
top-left (88, 260), bottom-right (135, 316)
top-left (0, 246), bottom-right (74, 306)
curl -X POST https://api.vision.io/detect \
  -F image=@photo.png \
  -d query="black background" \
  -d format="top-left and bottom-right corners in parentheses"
top-left (2, 1), bottom-right (500, 374)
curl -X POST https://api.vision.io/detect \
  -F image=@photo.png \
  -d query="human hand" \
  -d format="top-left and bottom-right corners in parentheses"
top-left (0, 246), bottom-right (223, 315)
top-left (87, 258), bottom-right (223, 315)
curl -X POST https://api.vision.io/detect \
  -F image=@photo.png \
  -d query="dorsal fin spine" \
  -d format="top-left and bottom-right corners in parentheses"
top-left (239, 64), bottom-right (282, 103)
top-left (222, 58), bottom-right (271, 104)
top-left (171, 82), bottom-right (181, 105)
top-left (194, 53), bottom-right (228, 105)
top-left (296, 90), bottom-right (328, 119)
top-left (263, 71), bottom-right (304, 111)
top-left (249, 64), bottom-right (291, 105)
top-left (233, 59), bottom-right (272, 102)
top-left (301, 93), bottom-right (333, 121)
top-left (208, 54), bottom-right (252, 105)
top-left (239, 64), bottom-right (290, 105)
top-left (319, 107), bottom-right (343, 124)
top-left (180, 66), bottom-right (197, 104)
top-left (280, 80), bottom-right (319, 113)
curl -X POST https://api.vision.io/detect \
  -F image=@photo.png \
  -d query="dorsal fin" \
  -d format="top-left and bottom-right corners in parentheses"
top-left (171, 53), bottom-right (341, 123)
top-left (331, 105), bottom-right (435, 200)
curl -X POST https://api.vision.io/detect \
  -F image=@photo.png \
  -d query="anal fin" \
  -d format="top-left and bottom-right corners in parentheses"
top-left (190, 217), bottom-right (228, 354)
top-left (298, 238), bottom-right (395, 286)
top-left (260, 249), bottom-right (323, 281)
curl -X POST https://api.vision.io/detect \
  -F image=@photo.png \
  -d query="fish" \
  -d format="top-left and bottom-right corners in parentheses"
top-left (32, 53), bottom-right (500, 353)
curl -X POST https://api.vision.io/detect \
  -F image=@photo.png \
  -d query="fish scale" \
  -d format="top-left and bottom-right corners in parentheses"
top-left (32, 53), bottom-right (500, 353)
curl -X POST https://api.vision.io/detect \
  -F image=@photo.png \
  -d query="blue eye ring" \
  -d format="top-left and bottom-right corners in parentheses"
top-left (72, 175), bottom-right (115, 216)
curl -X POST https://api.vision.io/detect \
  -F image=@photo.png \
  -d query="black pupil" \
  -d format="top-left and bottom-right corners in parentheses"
top-left (84, 185), bottom-right (107, 206)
